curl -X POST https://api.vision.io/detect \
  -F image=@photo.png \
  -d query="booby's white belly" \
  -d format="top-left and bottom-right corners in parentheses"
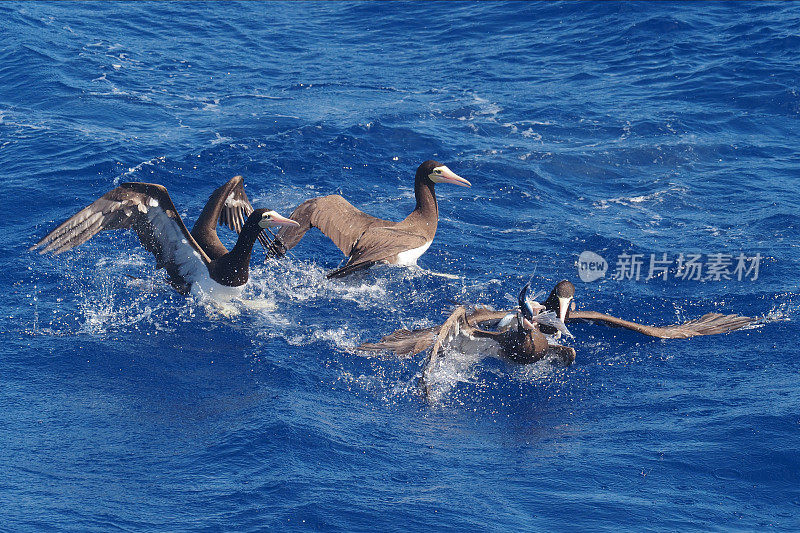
top-left (394, 240), bottom-right (432, 266)
top-left (190, 274), bottom-right (245, 302)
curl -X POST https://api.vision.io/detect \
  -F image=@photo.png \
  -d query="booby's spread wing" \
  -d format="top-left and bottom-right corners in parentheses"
top-left (326, 227), bottom-right (429, 278)
top-left (358, 306), bottom-right (510, 357)
top-left (267, 194), bottom-right (391, 258)
top-left (419, 307), bottom-right (507, 397)
top-left (568, 310), bottom-right (753, 338)
top-left (359, 327), bottom-right (439, 358)
top-left (358, 307), bottom-right (479, 356)
top-left (427, 307), bottom-right (471, 359)
top-left (31, 182), bottom-right (210, 294)
top-left (464, 307), bottom-right (514, 328)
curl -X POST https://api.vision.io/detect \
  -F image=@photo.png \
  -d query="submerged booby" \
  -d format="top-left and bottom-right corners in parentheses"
top-left (30, 181), bottom-right (298, 297)
top-left (266, 160), bottom-right (471, 278)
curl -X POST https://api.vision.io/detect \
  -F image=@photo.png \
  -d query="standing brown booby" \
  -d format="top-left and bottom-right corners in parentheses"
top-left (30, 182), bottom-right (298, 298)
top-left (266, 160), bottom-right (471, 278)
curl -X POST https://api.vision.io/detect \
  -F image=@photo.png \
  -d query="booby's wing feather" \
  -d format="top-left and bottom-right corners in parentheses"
top-left (359, 306), bottom-right (475, 358)
top-left (358, 306), bottom-right (510, 358)
top-left (267, 194), bottom-right (391, 258)
top-left (464, 307), bottom-right (514, 328)
top-left (326, 227), bottom-right (428, 278)
top-left (358, 327), bottom-right (439, 358)
top-left (32, 182), bottom-right (210, 293)
top-left (359, 306), bottom-right (510, 399)
top-left (568, 310), bottom-right (753, 338)
top-left (218, 179), bottom-right (251, 234)
top-left (419, 307), bottom-right (493, 397)
top-left (217, 177), bottom-right (269, 251)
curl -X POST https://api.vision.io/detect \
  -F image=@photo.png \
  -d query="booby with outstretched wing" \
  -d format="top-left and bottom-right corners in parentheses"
top-left (267, 160), bottom-right (471, 278)
top-left (539, 280), bottom-right (754, 339)
top-left (359, 282), bottom-right (577, 397)
top-left (31, 182), bottom-right (298, 298)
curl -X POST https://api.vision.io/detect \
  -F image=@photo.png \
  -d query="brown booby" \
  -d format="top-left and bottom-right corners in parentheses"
top-left (359, 282), bottom-right (577, 397)
top-left (450, 279), bottom-right (754, 339)
top-left (30, 182), bottom-right (298, 298)
top-left (266, 160), bottom-right (471, 278)
top-left (359, 280), bottom-right (756, 396)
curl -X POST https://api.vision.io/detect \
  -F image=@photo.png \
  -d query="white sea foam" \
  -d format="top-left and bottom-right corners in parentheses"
top-left (210, 132), bottom-right (232, 145)
top-left (420, 343), bottom-right (490, 404)
top-left (594, 185), bottom-right (686, 209)
top-left (115, 155), bottom-right (167, 184)
top-left (753, 303), bottom-right (792, 325)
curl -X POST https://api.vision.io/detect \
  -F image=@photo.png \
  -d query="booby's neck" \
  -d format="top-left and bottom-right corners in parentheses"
top-left (207, 215), bottom-right (263, 287)
top-left (409, 176), bottom-right (438, 239)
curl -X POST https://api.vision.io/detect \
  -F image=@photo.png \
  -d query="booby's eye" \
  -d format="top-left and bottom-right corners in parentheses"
top-left (429, 167), bottom-right (445, 180)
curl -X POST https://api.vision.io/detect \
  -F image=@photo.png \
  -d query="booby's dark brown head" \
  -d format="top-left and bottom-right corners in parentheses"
top-left (415, 160), bottom-right (471, 188)
top-left (542, 280), bottom-right (575, 333)
top-left (409, 160), bottom-right (471, 230)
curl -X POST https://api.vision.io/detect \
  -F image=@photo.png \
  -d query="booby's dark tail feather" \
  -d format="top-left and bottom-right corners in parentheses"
top-left (265, 236), bottom-right (288, 258)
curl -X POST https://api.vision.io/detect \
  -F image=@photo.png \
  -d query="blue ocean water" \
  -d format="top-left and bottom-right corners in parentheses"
top-left (2, 1), bottom-right (799, 530)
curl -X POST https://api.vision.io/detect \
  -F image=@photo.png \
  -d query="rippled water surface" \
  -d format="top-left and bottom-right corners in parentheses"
top-left (2, 2), bottom-right (799, 531)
